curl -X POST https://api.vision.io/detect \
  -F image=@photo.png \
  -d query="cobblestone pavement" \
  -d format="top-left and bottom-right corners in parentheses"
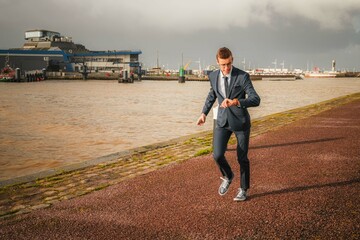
top-left (0, 92), bottom-right (359, 223)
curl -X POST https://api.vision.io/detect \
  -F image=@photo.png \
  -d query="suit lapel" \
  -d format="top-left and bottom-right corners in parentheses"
top-left (228, 69), bottom-right (237, 97)
top-left (213, 70), bottom-right (223, 98)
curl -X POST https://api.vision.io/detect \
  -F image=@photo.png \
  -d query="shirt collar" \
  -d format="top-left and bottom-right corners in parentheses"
top-left (220, 67), bottom-right (232, 79)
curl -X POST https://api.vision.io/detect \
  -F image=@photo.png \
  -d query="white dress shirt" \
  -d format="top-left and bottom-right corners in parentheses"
top-left (218, 68), bottom-right (232, 98)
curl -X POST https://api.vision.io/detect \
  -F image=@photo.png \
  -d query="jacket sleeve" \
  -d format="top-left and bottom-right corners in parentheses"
top-left (202, 84), bottom-right (217, 116)
top-left (238, 73), bottom-right (261, 108)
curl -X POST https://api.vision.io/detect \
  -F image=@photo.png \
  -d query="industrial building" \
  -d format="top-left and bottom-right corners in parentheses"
top-left (0, 29), bottom-right (142, 74)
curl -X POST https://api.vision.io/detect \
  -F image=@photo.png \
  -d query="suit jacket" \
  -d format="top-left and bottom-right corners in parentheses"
top-left (202, 67), bottom-right (260, 131)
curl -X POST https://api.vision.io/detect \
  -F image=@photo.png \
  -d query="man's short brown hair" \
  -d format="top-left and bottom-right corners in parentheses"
top-left (216, 47), bottom-right (233, 60)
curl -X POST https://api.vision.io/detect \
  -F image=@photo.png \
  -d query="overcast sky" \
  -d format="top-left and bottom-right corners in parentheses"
top-left (1, 0), bottom-right (359, 71)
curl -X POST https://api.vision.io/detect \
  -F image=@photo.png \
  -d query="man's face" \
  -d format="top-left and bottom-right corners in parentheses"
top-left (217, 57), bottom-right (233, 75)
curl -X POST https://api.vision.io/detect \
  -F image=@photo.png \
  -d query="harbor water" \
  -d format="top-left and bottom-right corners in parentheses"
top-left (1, 78), bottom-right (360, 181)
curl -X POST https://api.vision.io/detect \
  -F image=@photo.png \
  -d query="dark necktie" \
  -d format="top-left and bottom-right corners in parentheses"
top-left (224, 76), bottom-right (229, 97)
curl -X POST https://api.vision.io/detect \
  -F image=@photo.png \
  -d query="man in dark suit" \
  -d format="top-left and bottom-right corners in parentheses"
top-left (197, 47), bottom-right (260, 201)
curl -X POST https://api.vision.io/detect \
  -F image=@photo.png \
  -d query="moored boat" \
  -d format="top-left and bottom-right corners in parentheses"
top-left (303, 71), bottom-right (346, 78)
top-left (0, 66), bottom-right (15, 82)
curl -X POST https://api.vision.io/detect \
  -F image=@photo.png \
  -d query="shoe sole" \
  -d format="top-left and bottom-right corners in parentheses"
top-left (219, 191), bottom-right (228, 196)
top-left (219, 187), bottom-right (230, 196)
top-left (218, 182), bottom-right (232, 196)
top-left (233, 197), bottom-right (246, 201)
top-left (218, 175), bottom-right (233, 196)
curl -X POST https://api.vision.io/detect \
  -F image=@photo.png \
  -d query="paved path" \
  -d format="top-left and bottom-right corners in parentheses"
top-left (0, 93), bottom-right (359, 239)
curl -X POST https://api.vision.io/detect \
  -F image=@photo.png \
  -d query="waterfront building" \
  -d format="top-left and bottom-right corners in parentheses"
top-left (0, 29), bottom-right (141, 74)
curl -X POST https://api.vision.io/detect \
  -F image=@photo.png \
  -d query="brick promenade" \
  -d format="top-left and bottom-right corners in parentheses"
top-left (0, 93), bottom-right (359, 239)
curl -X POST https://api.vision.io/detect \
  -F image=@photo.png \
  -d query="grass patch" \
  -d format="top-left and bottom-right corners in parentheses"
top-left (194, 147), bottom-right (213, 157)
top-left (184, 138), bottom-right (195, 145)
top-left (46, 176), bottom-right (64, 182)
top-left (20, 182), bottom-right (40, 189)
top-left (94, 184), bottom-right (110, 191)
top-left (0, 209), bottom-right (19, 218)
top-left (156, 160), bottom-right (172, 166)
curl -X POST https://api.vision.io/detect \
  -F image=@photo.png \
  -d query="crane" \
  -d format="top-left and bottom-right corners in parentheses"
top-left (182, 59), bottom-right (203, 77)
top-left (183, 60), bottom-right (192, 70)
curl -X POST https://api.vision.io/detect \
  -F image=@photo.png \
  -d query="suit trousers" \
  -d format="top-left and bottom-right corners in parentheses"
top-left (213, 125), bottom-right (250, 190)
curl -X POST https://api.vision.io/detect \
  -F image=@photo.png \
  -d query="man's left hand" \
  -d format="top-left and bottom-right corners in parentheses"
top-left (220, 98), bottom-right (239, 108)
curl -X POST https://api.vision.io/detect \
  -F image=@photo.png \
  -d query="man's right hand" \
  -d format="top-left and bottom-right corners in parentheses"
top-left (197, 113), bottom-right (206, 126)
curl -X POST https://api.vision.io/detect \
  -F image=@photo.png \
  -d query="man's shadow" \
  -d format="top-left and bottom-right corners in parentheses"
top-left (226, 137), bottom-right (351, 200)
top-left (249, 178), bottom-right (360, 200)
top-left (226, 137), bottom-right (344, 151)
top-left (249, 137), bottom-right (344, 150)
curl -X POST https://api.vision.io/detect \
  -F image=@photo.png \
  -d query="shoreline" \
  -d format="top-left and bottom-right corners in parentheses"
top-left (1, 92), bottom-right (359, 188)
top-left (3, 72), bottom-right (359, 82)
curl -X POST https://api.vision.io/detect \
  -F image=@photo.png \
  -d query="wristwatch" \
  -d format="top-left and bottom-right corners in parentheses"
top-left (234, 98), bottom-right (240, 107)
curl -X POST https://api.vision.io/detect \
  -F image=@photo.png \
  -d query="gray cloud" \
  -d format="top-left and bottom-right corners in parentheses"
top-left (0, 0), bottom-right (359, 70)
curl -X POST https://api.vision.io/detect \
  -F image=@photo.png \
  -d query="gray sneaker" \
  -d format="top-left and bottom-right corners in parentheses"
top-left (218, 177), bottom-right (232, 196)
top-left (234, 188), bottom-right (247, 201)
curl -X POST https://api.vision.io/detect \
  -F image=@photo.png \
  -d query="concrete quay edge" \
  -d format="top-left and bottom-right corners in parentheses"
top-left (0, 92), bottom-right (359, 220)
